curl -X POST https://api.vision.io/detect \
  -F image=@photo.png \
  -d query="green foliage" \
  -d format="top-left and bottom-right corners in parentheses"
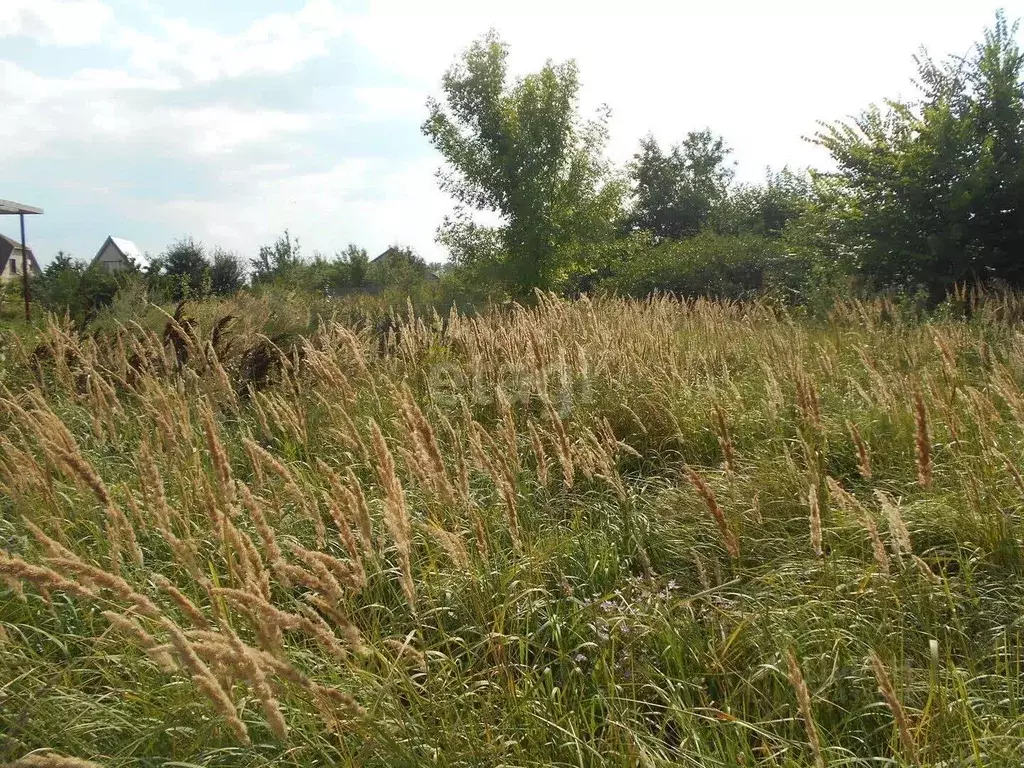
top-left (243, 238), bottom-right (444, 303)
top-left (163, 236), bottom-right (211, 301)
top-left (814, 11), bottom-right (1024, 298)
top-left (715, 167), bottom-right (812, 238)
top-left (250, 230), bottom-right (303, 286)
top-left (210, 248), bottom-right (247, 295)
top-left (46, 250), bottom-right (75, 275)
top-left (32, 255), bottom-right (135, 324)
top-left (0, 278), bottom-right (20, 318)
top-left (423, 31), bottom-right (623, 296)
top-left (35, 255), bottom-right (86, 315)
top-left (366, 246), bottom-right (436, 293)
top-left (84, 274), bottom-right (155, 334)
top-left (606, 231), bottom-right (806, 300)
top-left (627, 130), bottom-right (734, 240)
top-left (338, 244), bottom-right (370, 292)
top-left (415, 13), bottom-right (1024, 304)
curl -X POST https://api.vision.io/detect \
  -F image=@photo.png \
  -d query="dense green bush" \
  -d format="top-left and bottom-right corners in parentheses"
top-left (31, 256), bottom-right (139, 325)
top-left (604, 232), bottom-right (810, 300)
top-left (210, 248), bottom-right (246, 296)
top-left (813, 11), bottom-right (1024, 300)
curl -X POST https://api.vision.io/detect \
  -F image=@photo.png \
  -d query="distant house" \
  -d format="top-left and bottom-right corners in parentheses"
top-left (91, 236), bottom-right (146, 272)
top-left (0, 234), bottom-right (40, 283)
top-left (369, 246), bottom-right (403, 266)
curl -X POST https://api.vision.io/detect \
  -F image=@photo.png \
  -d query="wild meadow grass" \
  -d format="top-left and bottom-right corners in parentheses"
top-left (2, 290), bottom-right (1024, 766)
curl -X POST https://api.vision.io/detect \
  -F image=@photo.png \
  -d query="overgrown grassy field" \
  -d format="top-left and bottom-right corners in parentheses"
top-left (3, 291), bottom-right (1024, 766)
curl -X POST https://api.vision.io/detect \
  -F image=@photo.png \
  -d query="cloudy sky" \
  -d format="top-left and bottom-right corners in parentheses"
top-left (1, 0), bottom-right (1016, 266)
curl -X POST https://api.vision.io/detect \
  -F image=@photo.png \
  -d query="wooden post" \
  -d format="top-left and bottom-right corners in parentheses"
top-left (20, 212), bottom-right (30, 322)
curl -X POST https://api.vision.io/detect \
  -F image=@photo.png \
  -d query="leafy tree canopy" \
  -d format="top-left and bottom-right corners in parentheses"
top-left (627, 130), bottom-right (734, 240)
top-left (814, 10), bottom-right (1024, 296)
top-left (423, 31), bottom-right (623, 296)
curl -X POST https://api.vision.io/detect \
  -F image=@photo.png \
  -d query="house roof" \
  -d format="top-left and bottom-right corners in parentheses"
top-left (92, 235), bottom-right (148, 268)
top-left (0, 199), bottom-right (43, 215)
top-left (111, 237), bottom-right (144, 262)
top-left (0, 234), bottom-right (41, 272)
top-left (370, 246), bottom-right (402, 264)
top-left (370, 246), bottom-right (440, 280)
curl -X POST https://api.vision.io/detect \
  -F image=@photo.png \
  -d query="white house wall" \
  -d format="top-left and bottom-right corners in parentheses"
top-left (95, 242), bottom-right (130, 272)
top-left (0, 254), bottom-right (18, 283)
top-left (0, 250), bottom-right (38, 283)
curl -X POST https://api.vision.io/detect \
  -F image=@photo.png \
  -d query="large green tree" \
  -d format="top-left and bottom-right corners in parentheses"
top-left (715, 168), bottom-right (811, 239)
top-left (814, 12), bottom-right (1024, 296)
top-left (210, 248), bottom-right (246, 295)
top-left (163, 236), bottom-right (211, 300)
top-left (250, 230), bottom-right (302, 286)
top-left (626, 130), bottom-right (734, 240)
top-left (422, 32), bottom-right (622, 296)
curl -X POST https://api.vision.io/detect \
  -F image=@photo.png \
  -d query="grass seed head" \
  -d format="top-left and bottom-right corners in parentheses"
top-left (4, 753), bottom-right (106, 768)
top-left (913, 387), bottom-right (932, 488)
top-left (868, 650), bottom-right (919, 765)
top-left (785, 649), bottom-right (825, 768)
top-left (685, 465), bottom-right (740, 561)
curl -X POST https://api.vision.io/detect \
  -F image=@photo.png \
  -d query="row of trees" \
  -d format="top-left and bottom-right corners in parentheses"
top-left (422, 12), bottom-right (1024, 303)
top-left (28, 232), bottom-right (442, 323)
top-left (21, 12), bottom-right (1023, 322)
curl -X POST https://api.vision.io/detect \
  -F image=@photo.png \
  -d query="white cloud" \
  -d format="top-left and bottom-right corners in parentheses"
top-left (0, 59), bottom-right (310, 161)
top-left (83, 100), bottom-right (315, 155)
top-left (0, 60), bottom-right (178, 103)
top-left (350, 87), bottom-right (427, 123)
top-left (117, 0), bottom-right (347, 84)
top-left (139, 158), bottom-right (452, 260)
top-left (0, 0), bottom-right (350, 164)
top-left (0, 0), bottom-right (113, 46)
top-left (2, 0), bottom-right (348, 84)
top-left (167, 107), bottom-right (313, 155)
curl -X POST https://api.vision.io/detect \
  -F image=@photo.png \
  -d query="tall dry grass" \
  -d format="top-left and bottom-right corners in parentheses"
top-left (1, 288), bottom-right (1024, 765)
